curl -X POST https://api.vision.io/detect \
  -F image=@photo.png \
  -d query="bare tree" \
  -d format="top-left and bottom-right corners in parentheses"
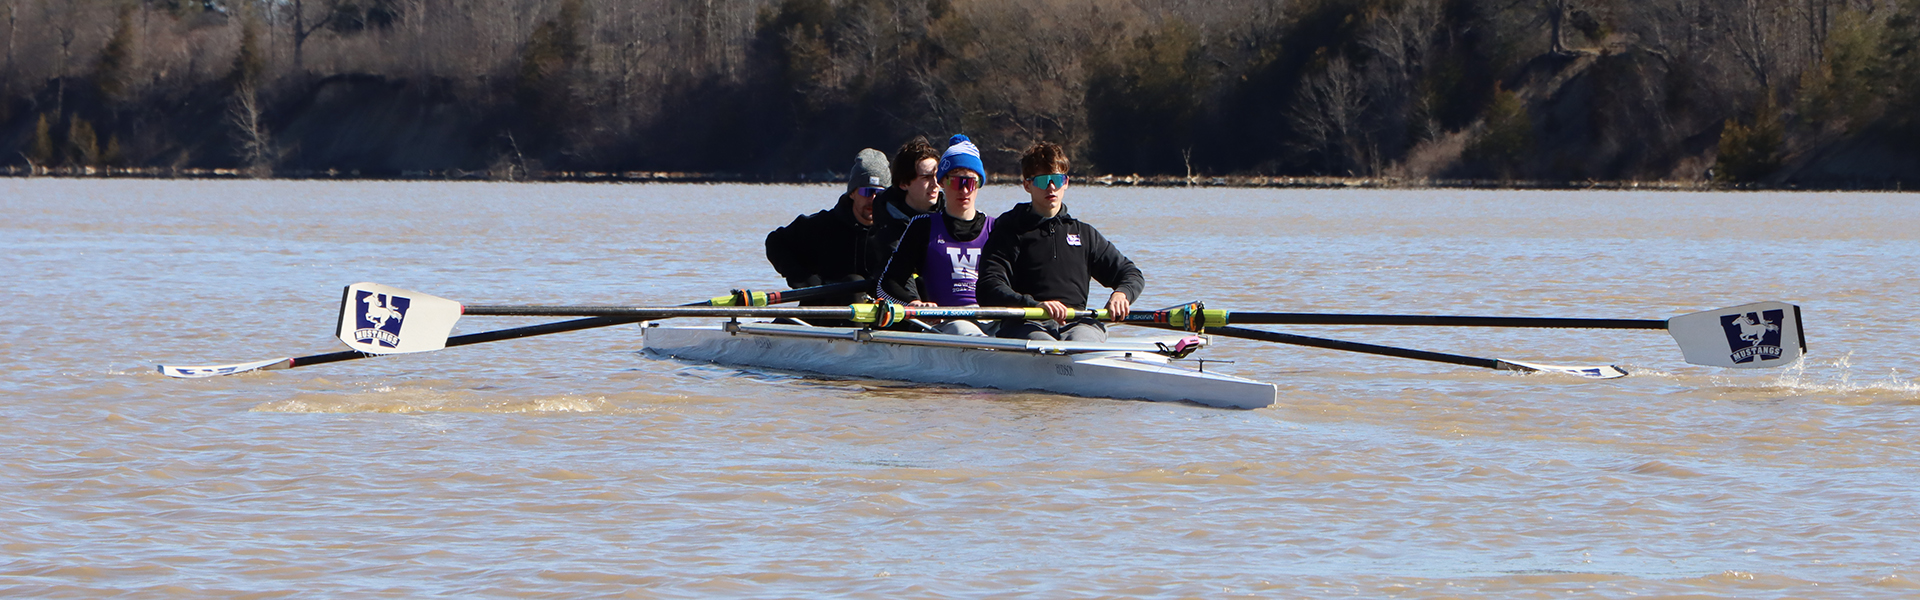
top-left (1728, 0), bottom-right (1788, 91)
top-left (289, 0), bottom-right (343, 71)
top-left (46, 0), bottom-right (92, 119)
top-left (228, 82), bottom-right (273, 177)
top-left (1291, 55), bottom-right (1375, 175)
top-left (1363, 0), bottom-right (1442, 141)
top-left (5, 0), bottom-right (17, 86)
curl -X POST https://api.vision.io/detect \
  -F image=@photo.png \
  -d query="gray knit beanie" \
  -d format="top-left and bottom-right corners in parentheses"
top-left (847, 148), bottom-right (892, 194)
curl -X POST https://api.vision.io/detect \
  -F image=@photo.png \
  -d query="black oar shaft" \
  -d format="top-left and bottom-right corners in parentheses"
top-left (1171, 325), bottom-right (1519, 371)
top-left (1225, 313), bottom-right (1668, 329)
top-left (283, 280), bottom-right (870, 370)
top-left (463, 306), bottom-right (858, 318)
top-left (459, 305), bottom-right (1056, 321)
top-left (292, 316), bottom-right (634, 368)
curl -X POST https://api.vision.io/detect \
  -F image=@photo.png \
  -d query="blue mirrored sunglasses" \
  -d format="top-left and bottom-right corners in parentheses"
top-left (1029, 174), bottom-right (1067, 189)
top-left (853, 186), bottom-right (886, 199)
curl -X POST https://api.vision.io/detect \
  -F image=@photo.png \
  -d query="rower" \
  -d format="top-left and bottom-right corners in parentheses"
top-left (876, 134), bottom-right (996, 336)
top-left (764, 148), bottom-right (892, 315)
top-left (869, 136), bottom-right (944, 260)
top-left (977, 141), bottom-right (1144, 343)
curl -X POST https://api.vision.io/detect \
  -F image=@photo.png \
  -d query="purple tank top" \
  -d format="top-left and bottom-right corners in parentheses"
top-left (921, 213), bottom-right (995, 306)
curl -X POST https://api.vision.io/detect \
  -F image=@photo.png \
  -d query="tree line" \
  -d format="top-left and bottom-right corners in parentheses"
top-left (3, 0), bottom-right (1918, 186)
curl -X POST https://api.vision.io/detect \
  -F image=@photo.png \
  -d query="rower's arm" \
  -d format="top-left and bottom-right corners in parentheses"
top-left (1084, 226), bottom-right (1144, 302)
top-left (976, 227), bottom-right (1036, 307)
top-left (877, 217), bottom-right (933, 303)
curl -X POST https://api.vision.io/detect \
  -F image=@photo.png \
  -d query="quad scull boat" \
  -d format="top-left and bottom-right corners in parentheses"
top-left (641, 321), bottom-right (1279, 409)
top-left (158, 282), bottom-right (1809, 412)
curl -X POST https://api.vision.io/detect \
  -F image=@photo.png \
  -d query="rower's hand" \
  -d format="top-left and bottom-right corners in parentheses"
top-left (1037, 300), bottom-right (1072, 324)
top-left (1105, 292), bottom-right (1131, 322)
top-left (908, 300), bottom-right (937, 308)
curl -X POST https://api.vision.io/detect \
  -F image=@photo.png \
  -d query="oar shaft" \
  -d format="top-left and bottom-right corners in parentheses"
top-left (460, 304), bottom-right (1100, 322)
top-left (281, 281), bottom-right (871, 370)
top-left (1225, 312), bottom-right (1668, 329)
top-left (454, 304), bottom-right (1672, 332)
top-left (1166, 325), bottom-right (1526, 372)
top-left (293, 315), bottom-right (635, 367)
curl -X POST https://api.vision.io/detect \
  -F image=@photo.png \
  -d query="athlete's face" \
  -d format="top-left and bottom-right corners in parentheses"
top-left (1022, 171), bottom-right (1067, 216)
top-left (942, 169), bottom-right (980, 219)
top-left (907, 158), bottom-right (940, 211)
top-left (850, 187), bottom-right (881, 226)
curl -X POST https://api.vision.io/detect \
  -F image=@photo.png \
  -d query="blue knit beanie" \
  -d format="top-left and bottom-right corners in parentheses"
top-left (937, 134), bottom-right (985, 181)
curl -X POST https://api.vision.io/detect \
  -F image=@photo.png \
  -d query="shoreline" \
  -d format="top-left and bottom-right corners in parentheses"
top-left (1, 165), bottom-right (1904, 192)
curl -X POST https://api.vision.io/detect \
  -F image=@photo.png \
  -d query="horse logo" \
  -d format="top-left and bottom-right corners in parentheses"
top-left (352, 291), bottom-right (411, 348)
top-left (1719, 309), bottom-right (1784, 364)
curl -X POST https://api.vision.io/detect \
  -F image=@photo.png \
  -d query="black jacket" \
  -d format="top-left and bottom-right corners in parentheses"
top-left (764, 193), bottom-right (879, 306)
top-left (977, 203), bottom-right (1144, 310)
top-left (870, 187), bottom-right (935, 256)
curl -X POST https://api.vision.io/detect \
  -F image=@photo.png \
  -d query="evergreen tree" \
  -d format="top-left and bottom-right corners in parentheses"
top-left (94, 2), bottom-right (137, 103)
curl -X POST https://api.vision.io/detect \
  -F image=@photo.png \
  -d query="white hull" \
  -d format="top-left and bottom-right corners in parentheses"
top-left (640, 322), bottom-right (1277, 409)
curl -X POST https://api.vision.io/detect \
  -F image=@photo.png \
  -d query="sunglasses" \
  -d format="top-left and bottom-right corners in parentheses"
top-left (853, 186), bottom-right (886, 200)
top-left (945, 175), bottom-right (981, 193)
top-left (1029, 174), bottom-right (1067, 190)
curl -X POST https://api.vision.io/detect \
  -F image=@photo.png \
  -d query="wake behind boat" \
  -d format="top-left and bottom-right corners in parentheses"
top-left (641, 321), bottom-right (1278, 409)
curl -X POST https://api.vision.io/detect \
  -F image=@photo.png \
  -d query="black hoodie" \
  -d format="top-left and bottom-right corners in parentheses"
top-left (764, 193), bottom-right (878, 306)
top-left (870, 186), bottom-right (936, 255)
top-left (976, 202), bottom-right (1144, 310)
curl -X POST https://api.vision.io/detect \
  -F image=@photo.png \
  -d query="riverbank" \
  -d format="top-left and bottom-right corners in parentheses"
top-left (8, 164), bottom-right (1903, 191)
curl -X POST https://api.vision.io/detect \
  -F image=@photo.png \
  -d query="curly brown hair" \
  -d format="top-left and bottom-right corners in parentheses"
top-left (891, 136), bottom-right (940, 187)
top-left (1019, 141), bottom-right (1070, 178)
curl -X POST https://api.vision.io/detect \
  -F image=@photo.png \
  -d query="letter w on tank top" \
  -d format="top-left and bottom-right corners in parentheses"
top-left (944, 247), bottom-right (981, 279)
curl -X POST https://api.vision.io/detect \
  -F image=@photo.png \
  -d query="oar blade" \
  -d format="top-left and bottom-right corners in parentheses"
top-left (158, 357), bottom-right (293, 378)
top-left (336, 282), bottom-right (464, 355)
top-left (1498, 360), bottom-right (1629, 379)
top-left (1665, 301), bottom-right (1805, 369)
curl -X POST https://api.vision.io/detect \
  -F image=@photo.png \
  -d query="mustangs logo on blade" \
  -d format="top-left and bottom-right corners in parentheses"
top-left (1719, 309), bottom-right (1784, 364)
top-left (352, 291), bottom-right (411, 348)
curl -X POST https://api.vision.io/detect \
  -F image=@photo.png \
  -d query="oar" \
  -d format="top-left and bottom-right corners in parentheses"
top-left (1149, 324), bottom-right (1628, 379)
top-left (1133, 301), bottom-right (1806, 371)
top-left (157, 280), bottom-right (871, 378)
top-left (1216, 312), bottom-right (1667, 329)
top-left (449, 294), bottom-right (1805, 370)
top-left (318, 282), bottom-right (1806, 373)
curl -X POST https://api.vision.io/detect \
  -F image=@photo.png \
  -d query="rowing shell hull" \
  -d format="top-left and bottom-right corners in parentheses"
top-left (640, 323), bottom-right (1277, 409)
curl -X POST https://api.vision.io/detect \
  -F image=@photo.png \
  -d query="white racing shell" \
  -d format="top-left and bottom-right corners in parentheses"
top-left (641, 322), bottom-right (1278, 409)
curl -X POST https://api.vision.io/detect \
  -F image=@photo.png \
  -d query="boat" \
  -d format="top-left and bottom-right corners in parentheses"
top-left (640, 321), bottom-right (1279, 409)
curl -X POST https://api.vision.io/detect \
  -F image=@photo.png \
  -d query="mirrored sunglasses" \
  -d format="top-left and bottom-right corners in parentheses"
top-left (1029, 174), bottom-right (1067, 190)
top-left (853, 186), bottom-right (886, 199)
top-left (946, 176), bottom-right (981, 193)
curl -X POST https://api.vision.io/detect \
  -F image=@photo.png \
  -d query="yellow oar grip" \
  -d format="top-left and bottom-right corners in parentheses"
top-left (708, 290), bottom-right (773, 306)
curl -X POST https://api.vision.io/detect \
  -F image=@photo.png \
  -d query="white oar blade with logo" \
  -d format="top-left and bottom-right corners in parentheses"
top-left (1666, 301), bottom-right (1804, 369)
top-left (1500, 361), bottom-right (1629, 379)
top-left (336, 282), bottom-right (464, 355)
top-left (159, 357), bottom-right (294, 378)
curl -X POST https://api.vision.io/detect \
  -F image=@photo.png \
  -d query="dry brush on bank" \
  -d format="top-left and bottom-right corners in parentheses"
top-left (1, 0), bottom-right (1916, 187)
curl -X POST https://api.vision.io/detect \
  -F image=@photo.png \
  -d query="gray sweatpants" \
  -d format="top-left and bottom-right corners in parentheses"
top-left (1000, 320), bottom-right (1108, 342)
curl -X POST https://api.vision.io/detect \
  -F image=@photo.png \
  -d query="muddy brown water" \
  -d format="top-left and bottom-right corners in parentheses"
top-left (4, 179), bottom-right (1917, 598)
